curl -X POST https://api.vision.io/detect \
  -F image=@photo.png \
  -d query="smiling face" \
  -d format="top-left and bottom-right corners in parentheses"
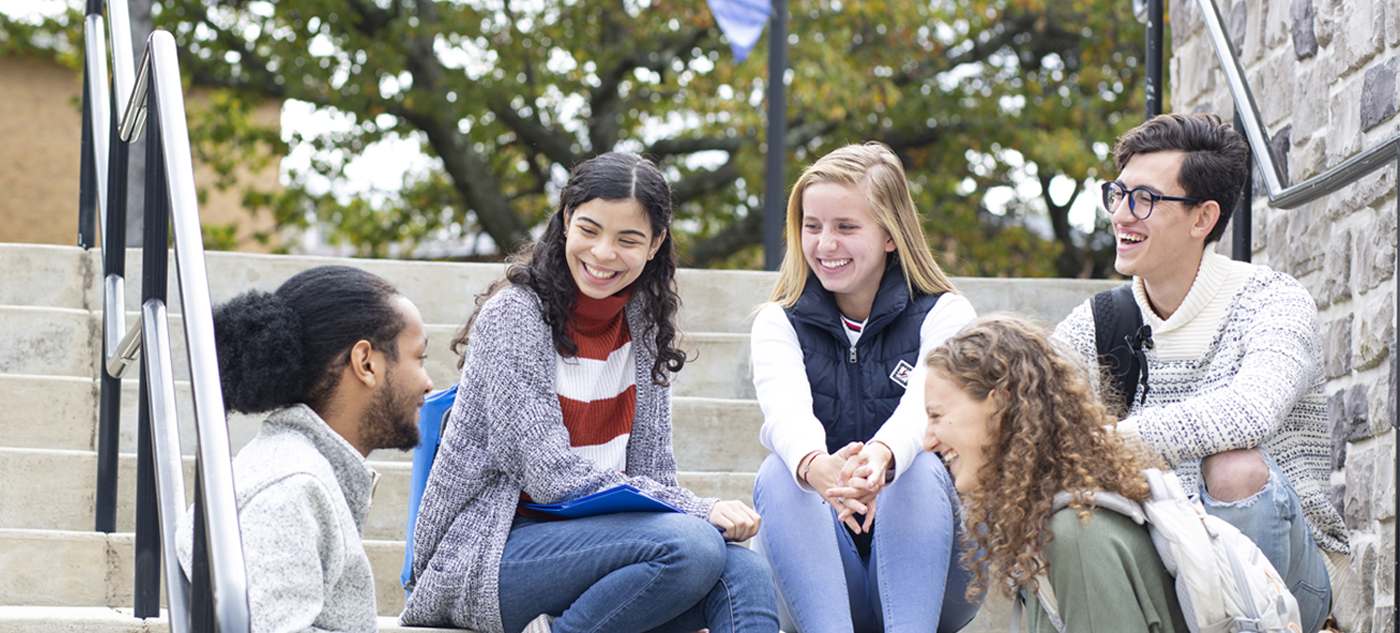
top-left (564, 198), bottom-right (665, 300)
top-left (1109, 150), bottom-right (1217, 286)
top-left (924, 369), bottom-right (997, 494)
top-left (800, 182), bottom-right (896, 320)
top-left (360, 295), bottom-right (434, 452)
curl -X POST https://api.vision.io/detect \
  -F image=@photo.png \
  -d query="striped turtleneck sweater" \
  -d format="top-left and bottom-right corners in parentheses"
top-left (517, 288), bottom-right (637, 515)
top-left (556, 288), bottom-right (637, 470)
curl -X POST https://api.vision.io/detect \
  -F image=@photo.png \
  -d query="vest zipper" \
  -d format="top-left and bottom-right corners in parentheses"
top-left (849, 345), bottom-right (857, 363)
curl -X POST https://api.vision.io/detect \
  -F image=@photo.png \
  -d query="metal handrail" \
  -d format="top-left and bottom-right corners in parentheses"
top-left (117, 30), bottom-right (250, 633)
top-left (79, 4), bottom-right (252, 629)
top-left (1194, 0), bottom-right (1400, 209)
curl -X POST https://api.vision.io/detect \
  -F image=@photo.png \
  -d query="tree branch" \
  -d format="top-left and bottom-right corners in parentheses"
top-left (686, 209), bottom-right (763, 268)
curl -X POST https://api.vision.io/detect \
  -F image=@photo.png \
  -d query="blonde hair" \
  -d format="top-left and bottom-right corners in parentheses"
top-left (767, 142), bottom-right (957, 306)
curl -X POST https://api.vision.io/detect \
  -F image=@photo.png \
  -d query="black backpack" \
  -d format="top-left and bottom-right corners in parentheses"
top-left (1090, 283), bottom-right (1155, 419)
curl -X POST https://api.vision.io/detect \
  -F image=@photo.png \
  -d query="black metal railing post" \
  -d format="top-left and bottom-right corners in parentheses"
top-left (78, 67), bottom-right (98, 249)
top-left (1145, 0), bottom-right (1163, 118)
top-left (762, 0), bottom-right (788, 272)
top-left (95, 121), bottom-right (130, 534)
top-left (1232, 111), bottom-right (1252, 262)
top-left (133, 81), bottom-right (167, 618)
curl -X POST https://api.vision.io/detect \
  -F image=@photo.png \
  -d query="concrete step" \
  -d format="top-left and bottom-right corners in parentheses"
top-left (0, 530), bottom-right (1012, 632)
top-left (0, 373), bottom-right (767, 469)
top-left (0, 607), bottom-right (464, 633)
top-left (0, 307), bottom-right (755, 400)
top-left (0, 446), bottom-right (759, 541)
top-left (0, 244), bottom-right (1118, 333)
top-left (0, 529), bottom-right (409, 619)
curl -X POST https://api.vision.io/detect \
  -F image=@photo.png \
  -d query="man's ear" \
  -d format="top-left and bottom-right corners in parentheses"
top-left (1190, 200), bottom-right (1221, 239)
top-left (347, 340), bottom-right (379, 388)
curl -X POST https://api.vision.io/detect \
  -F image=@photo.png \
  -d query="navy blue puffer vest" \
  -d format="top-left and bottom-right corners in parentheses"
top-left (784, 259), bottom-right (944, 454)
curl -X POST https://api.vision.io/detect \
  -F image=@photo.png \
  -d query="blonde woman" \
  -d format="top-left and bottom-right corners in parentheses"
top-left (751, 142), bottom-right (978, 632)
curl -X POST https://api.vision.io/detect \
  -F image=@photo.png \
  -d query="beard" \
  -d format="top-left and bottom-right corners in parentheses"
top-left (359, 372), bottom-right (421, 452)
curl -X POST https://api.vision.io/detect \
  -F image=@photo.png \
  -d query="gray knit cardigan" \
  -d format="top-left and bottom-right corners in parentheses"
top-left (400, 284), bottom-right (716, 633)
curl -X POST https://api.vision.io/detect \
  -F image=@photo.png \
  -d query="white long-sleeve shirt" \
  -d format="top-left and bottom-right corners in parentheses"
top-left (751, 293), bottom-right (977, 489)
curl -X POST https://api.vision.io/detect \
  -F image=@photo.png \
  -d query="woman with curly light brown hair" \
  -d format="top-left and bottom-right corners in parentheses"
top-left (922, 314), bottom-right (1190, 633)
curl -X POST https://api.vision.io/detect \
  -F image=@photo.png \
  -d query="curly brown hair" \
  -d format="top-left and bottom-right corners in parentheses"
top-left (925, 314), bottom-right (1159, 603)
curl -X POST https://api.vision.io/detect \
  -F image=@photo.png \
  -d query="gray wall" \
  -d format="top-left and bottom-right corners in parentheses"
top-left (1168, 0), bottom-right (1398, 629)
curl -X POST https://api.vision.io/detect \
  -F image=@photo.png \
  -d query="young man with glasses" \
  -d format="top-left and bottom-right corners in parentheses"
top-left (1053, 113), bottom-right (1348, 633)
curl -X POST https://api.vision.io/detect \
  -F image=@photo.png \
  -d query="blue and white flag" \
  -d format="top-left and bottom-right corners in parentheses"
top-left (705, 0), bottom-right (771, 61)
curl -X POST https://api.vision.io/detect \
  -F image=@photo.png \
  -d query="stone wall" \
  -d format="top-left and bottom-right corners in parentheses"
top-left (1168, 0), bottom-right (1398, 629)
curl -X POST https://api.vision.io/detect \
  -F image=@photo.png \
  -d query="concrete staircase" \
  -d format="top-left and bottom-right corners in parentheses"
top-left (0, 242), bottom-right (1118, 631)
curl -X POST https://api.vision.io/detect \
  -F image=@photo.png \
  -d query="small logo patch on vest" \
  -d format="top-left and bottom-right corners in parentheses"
top-left (889, 360), bottom-right (914, 388)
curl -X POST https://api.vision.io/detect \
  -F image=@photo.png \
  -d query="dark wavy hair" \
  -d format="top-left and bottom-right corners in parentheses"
top-left (450, 152), bottom-right (686, 385)
top-left (1114, 112), bottom-right (1251, 244)
top-left (925, 314), bottom-right (1159, 603)
top-left (213, 265), bottom-right (407, 414)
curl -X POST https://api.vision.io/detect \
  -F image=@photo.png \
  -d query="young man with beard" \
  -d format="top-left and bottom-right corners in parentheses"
top-left (1053, 114), bottom-right (1348, 633)
top-left (178, 265), bottom-right (434, 633)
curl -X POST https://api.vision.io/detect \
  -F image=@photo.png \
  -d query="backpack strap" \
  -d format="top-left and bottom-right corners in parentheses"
top-left (1090, 283), bottom-right (1153, 417)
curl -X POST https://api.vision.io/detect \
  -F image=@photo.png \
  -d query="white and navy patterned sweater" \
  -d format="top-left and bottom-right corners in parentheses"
top-left (1054, 251), bottom-right (1348, 555)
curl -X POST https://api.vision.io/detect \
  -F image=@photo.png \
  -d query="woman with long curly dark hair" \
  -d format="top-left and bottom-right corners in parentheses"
top-left (923, 315), bottom-right (1189, 633)
top-left (402, 152), bottom-right (777, 633)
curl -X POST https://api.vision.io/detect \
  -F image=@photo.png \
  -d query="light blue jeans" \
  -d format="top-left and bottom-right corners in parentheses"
top-left (753, 451), bottom-right (978, 633)
top-left (497, 511), bottom-right (778, 633)
top-left (1198, 451), bottom-right (1332, 633)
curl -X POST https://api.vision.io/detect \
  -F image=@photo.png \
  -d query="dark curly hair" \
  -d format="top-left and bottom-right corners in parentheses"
top-left (1114, 112), bottom-right (1251, 245)
top-left (450, 152), bottom-right (686, 385)
top-left (213, 265), bottom-right (407, 414)
top-left (925, 314), bottom-right (1159, 603)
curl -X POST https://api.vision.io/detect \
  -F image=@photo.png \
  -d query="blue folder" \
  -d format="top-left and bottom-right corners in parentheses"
top-left (520, 484), bottom-right (685, 518)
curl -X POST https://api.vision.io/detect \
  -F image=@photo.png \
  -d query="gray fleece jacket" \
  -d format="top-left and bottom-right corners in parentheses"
top-left (400, 284), bottom-right (716, 633)
top-left (178, 403), bottom-right (379, 633)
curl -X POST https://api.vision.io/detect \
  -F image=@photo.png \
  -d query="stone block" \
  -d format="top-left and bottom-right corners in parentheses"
top-left (1329, 389), bottom-right (1349, 469)
top-left (1342, 162), bottom-right (1397, 213)
top-left (1335, 537), bottom-right (1377, 629)
top-left (1322, 315), bottom-right (1353, 379)
top-left (1354, 209), bottom-right (1397, 293)
top-left (1345, 383), bottom-right (1371, 441)
top-left (1379, 522), bottom-right (1397, 596)
top-left (1174, 38), bottom-right (1218, 109)
top-left (1371, 370), bottom-right (1394, 437)
top-left (1265, 0), bottom-right (1291, 48)
top-left (1329, 482), bottom-right (1346, 518)
top-left (1318, 227), bottom-right (1351, 307)
top-left (1229, 1), bottom-right (1248, 56)
top-left (1285, 202), bottom-right (1327, 276)
top-left (1327, 78), bottom-right (1364, 168)
top-left (1376, 443), bottom-right (1396, 521)
top-left (1343, 450), bottom-right (1371, 526)
top-left (1390, 341), bottom-right (1396, 429)
top-left (1289, 134), bottom-right (1327, 182)
top-left (1376, 607), bottom-right (1396, 633)
top-left (1390, 0), bottom-right (1400, 48)
top-left (1268, 124), bottom-right (1291, 189)
top-left (1251, 202), bottom-right (1269, 255)
top-left (1170, 0), bottom-right (1203, 47)
top-left (1361, 57), bottom-right (1398, 132)
top-left (1266, 208), bottom-right (1292, 270)
top-left (1239, 0), bottom-right (1266, 65)
top-left (1311, 0), bottom-right (1338, 48)
top-left (1291, 0), bottom-right (1317, 58)
top-left (1355, 291), bottom-right (1395, 371)
top-left (1337, 0), bottom-right (1384, 72)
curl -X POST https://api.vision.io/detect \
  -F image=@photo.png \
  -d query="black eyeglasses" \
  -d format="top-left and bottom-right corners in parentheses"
top-left (1100, 181), bottom-right (1204, 220)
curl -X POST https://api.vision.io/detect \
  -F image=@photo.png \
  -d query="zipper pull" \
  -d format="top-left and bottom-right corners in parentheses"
top-left (849, 346), bottom-right (857, 363)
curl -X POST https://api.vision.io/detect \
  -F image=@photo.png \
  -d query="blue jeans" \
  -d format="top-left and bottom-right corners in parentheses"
top-left (497, 511), bottom-right (778, 633)
top-left (1198, 451), bottom-right (1332, 633)
top-left (752, 451), bottom-right (978, 633)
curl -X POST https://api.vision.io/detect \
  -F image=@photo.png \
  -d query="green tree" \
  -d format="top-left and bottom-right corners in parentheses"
top-left (4, 0), bottom-right (1152, 275)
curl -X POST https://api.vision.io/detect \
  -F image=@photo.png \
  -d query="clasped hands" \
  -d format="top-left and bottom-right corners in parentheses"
top-left (798, 441), bottom-right (894, 535)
